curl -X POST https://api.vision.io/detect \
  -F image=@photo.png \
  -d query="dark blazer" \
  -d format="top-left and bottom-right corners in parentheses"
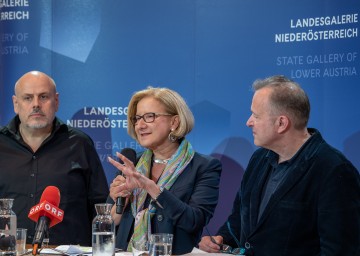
top-left (218, 129), bottom-right (360, 256)
top-left (110, 152), bottom-right (222, 255)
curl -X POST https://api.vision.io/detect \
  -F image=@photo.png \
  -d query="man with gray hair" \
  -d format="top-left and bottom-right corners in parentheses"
top-left (199, 75), bottom-right (360, 255)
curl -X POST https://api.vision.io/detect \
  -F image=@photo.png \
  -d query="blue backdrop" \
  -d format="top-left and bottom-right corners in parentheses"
top-left (1, 0), bottom-right (359, 233)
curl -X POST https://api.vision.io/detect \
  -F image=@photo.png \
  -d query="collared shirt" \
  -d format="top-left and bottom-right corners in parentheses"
top-left (257, 133), bottom-right (313, 221)
top-left (0, 116), bottom-right (109, 246)
top-left (257, 161), bottom-right (289, 221)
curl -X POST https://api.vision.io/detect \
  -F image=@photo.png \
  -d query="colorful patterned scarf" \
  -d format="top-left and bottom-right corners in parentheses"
top-left (127, 139), bottom-right (194, 250)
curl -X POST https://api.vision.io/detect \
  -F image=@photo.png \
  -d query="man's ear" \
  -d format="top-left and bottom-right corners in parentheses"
top-left (12, 95), bottom-right (19, 114)
top-left (277, 115), bottom-right (289, 133)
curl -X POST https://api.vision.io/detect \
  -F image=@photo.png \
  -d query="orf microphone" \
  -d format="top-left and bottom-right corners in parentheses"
top-left (28, 186), bottom-right (64, 255)
top-left (116, 148), bottom-right (137, 214)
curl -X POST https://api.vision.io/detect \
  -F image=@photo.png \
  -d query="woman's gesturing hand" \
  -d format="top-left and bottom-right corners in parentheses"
top-left (108, 152), bottom-right (149, 192)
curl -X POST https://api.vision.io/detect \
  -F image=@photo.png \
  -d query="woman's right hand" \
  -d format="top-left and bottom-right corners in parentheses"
top-left (109, 174), bottom-right (131, 202)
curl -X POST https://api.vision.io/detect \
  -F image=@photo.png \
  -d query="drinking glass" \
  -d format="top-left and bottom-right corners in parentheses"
top-left (149, 233), bottom-right (173, 256)
top-left (131, 239), bottom-right (149, 256)
top-left (16, 228), bottom-right (27, 256)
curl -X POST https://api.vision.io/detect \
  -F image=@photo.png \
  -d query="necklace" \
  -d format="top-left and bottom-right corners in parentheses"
top-left (153, 158), bottom-right (170, 164)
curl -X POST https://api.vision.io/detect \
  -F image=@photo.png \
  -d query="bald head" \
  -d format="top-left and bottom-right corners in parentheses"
top-left (12, 71), bottom-right (59, 132)
top-left (15, 71), bottom-right (56, 95)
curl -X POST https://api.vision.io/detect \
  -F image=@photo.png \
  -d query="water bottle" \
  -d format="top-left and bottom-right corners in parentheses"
top-left (92, 203), bottom-right (115, 256)
top-left (0, 199), bottom-right (17, 256)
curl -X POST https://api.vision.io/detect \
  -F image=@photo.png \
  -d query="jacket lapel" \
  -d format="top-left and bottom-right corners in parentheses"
top-left (253, 154), bottom-right (314, 233)
top-left (249, 163), bottom-right (272, 230)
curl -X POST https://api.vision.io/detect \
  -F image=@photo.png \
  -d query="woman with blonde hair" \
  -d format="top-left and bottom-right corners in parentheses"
top-left (108, 87), bottom-right (222, 254)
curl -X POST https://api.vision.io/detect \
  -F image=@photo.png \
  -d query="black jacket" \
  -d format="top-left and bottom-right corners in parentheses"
top-left (218, 128), bottom-right (360, 256)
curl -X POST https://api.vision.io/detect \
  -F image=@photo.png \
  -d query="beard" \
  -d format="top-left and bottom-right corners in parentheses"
top-left (27, 122), bottom-right (48, 129)
top-left (26, 117), bottom-right (51, 129)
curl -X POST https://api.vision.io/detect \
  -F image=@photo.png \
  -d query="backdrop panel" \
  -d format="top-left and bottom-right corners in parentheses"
top-left (1, 0), bottom-right (359, 233)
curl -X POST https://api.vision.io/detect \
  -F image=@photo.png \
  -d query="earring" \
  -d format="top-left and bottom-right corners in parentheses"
top-left (168, 129), bottom-right (177, 142)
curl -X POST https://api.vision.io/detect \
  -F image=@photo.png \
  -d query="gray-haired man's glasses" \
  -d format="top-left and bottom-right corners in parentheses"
top-left (221, 244), bottom-right (246, 255)
top-left (204, 223), bottom-right (251, 256)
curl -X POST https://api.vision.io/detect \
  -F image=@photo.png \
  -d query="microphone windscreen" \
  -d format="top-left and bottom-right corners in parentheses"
top-left (120, 148), bottom-right (137, 165)
top-left (28, 186), bottom-right (64, 227)
top-left (40, 186), bottom-right (60, 207)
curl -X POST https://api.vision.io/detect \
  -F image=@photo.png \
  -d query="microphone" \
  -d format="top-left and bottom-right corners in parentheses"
top-left (116, 148), bottom-right (137, 214)
top-left (28, 186), bottom-right (64, 255)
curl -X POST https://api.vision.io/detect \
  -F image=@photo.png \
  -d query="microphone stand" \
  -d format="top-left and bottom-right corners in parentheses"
top-left (32, 225), bottom-right (49, 255)
top-left (42, 230), bottom-right (50, 248)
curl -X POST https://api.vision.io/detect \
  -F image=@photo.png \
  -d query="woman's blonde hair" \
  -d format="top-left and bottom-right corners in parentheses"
top-left (127, 86), bottom-right (194, 141)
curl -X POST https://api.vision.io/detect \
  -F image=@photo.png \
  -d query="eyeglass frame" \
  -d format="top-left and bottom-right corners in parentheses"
top-left (222, 221), bottom-right (251, 255)
top-left (220, 244), bottom-right (246, 255)
top-left (130, 112), bottom-right (173, 125)
top-left (204, 221), bottom-right (250, 255)
top-left (204, 226), bottom-right (247, 256)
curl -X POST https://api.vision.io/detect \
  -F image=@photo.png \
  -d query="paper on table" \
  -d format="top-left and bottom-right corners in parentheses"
top-left (40, 245), bottom-right (92, 255)
top-left (182, 247), bottom-right (232, 256)
top-left (115, 252), bottom-right (132, 256)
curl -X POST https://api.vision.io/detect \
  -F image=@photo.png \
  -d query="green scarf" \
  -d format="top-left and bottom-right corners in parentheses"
top-left (127, 139), bottom-right (194, 250)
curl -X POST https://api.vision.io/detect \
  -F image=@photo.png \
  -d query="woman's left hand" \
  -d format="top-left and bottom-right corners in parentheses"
top-left (108, 152), bottom-right (149, 191)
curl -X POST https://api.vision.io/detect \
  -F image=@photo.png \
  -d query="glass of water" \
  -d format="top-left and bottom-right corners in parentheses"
top-left (149, 233), bottom-right (173, 256)
top-left (131, 239), bottom-right (149, 256)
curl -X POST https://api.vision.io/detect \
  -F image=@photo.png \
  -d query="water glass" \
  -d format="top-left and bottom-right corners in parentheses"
top-left (16, 228), bottom-right (27, 256)
top-left (149, 233), bottom-right (173, 256)
top-left (131, 239), bottom-right (149, 256)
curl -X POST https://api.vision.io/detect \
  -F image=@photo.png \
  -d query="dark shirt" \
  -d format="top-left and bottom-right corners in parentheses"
top-left (217, 128), bottom-right (360, 255)
top-left (0, 116), bottom-right (109, 246)
top-left (257, 161), bottom-right (289, 222)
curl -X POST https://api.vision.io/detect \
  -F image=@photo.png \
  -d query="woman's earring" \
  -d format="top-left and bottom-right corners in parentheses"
top-left (168, 129), bottom-right (177, 142)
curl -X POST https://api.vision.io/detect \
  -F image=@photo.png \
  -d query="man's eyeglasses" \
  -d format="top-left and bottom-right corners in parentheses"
top-left (221, 244), bottom-right (246, 255)
top-left (131, 112), bottom-right (173, 125)
top-left (204, 223), bottom-right (250, 256)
